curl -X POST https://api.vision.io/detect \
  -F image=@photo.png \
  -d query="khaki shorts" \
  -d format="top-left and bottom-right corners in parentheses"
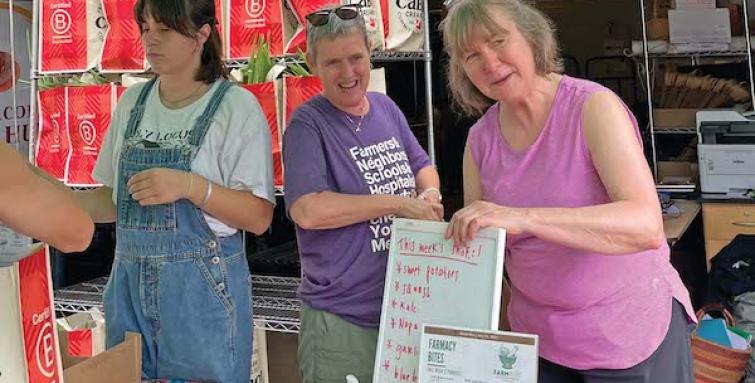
top-left (298, 303), bottom-right (379, 383)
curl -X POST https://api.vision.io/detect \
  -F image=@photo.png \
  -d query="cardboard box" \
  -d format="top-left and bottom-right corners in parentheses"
top-left (653, 108), bottom-right (698, 128)
top-left (674, 0), bottom-right (715, 9)
top-left (669, 9), bottom-right (731, 43)
top-left (658, 161), bottom-right (699, 185)
top-left (61, 332), bottom-right (141, 383)
top-left (57, 312), bottom-right (106, 358)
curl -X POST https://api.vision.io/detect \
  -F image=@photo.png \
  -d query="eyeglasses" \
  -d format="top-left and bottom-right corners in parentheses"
top-left (305, 5), bottom-right (361, 27)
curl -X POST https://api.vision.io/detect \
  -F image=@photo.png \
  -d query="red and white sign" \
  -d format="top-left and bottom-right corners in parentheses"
top-left (18, 246), bottom-right (64, 383)
top-left (100, 0), bottom-right (145, 72)
top-left (66, 84), bottom-right (113, 186)
top-left (35, 87), bottom-right (70, 182)
top-left (228, 0), bottom-right (285, 58)
top-left (39, 0), bottom-right (89, 72)
top-left (242, 82), bottom-right (283, 187)
top-left (283, 75), bottom-right (322, 131)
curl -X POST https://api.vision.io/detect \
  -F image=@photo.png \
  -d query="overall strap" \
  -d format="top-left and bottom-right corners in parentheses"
top-left (188, 79), bottom-right (233, 150)
top-left (123, 78), bottom-right (157, 140)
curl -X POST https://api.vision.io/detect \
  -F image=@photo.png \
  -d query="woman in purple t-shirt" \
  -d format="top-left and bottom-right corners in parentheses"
top-left (283, 5), bottom-right (443, 383)
top-left (441, 1), bottom-right (695, 382)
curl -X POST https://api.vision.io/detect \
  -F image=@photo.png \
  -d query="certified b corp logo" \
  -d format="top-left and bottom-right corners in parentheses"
top-left (35, 322), bottom-right (57, 378)
top-left (50, 9), bottom-right (72, 35)
top-left (245, 0), bottom-right (265, 18)
top-left (79, 120), bottom-right (96, 146)
top-left (52, 120), bottom-right (61, 144)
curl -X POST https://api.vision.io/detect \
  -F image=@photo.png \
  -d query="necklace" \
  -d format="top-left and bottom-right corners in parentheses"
top-left (343, 97), bottom-right (368, 132)
top-left (160, 82), bottom-right (206, 109)
top-left (344, 113), bottom-right (365, 132)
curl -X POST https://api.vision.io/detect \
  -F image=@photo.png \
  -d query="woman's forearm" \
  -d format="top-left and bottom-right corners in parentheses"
top-left (187, 176), bottom-right (273, 235)
top-left (521, 200), bottom-right (665, 254)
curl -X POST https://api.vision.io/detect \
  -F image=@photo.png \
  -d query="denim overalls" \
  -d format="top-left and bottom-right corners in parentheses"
top-left (103, 78), bottom-right (253, 383)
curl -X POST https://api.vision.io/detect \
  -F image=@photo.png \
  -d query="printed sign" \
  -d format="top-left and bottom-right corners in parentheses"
top-left (35, 87), bottom-right (70, 181)
top-left (383, 0), bottom-right (425, 51)
top-left (18, 245), bottom-right (63, 383)
top-left (420, 325), bottom-right (538, 383)
top-left (39, 0), bottom-right (105, 73)
top-left (100, 0), bottom-right (146, 72)
top-left (66, 84), bottom-right (113, 186)
top-left (228, 0), bottom-right (284, 58)
top-left (373, 219), bottom-right (505, 383)
top-left (1, 2), bottom-right (32, 156)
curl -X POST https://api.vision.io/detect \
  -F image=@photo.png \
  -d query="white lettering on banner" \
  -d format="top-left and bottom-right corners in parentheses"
top-left (32, 307), bottom-right (51, 326)
top-left (78, 120), bottom-right (96, 146)
top-left (49, 3), bottom-right (73, 44)
top-left (50, 9), bottom-right (72, 35)
top-left (349, 137), bottom-right (417, 254)
top-left (246, 0), bottom-right (265, 18)
top-left (35, 321), bottom-right (56, 378)
top-left (244, 0), bottom-right (266, 28)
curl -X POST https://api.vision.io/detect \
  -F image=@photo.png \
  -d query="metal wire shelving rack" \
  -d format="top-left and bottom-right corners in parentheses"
top-left (54, 275), bottom-right (304, 333)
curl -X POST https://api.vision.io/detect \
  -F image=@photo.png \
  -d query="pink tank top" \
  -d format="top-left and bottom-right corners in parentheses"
top-left (468, 75), bottom-right (695, 369)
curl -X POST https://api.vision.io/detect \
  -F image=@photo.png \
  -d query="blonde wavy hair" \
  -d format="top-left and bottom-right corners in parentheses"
top-left (440, 0), bottom-right (563, 116)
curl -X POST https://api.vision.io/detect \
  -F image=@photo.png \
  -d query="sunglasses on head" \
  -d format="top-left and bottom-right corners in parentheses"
top-left (306, 5), bottom-right (361, 27)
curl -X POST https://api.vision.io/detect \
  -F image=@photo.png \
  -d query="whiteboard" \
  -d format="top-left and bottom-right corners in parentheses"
top-left (373, 219), bottom-right (506, 383)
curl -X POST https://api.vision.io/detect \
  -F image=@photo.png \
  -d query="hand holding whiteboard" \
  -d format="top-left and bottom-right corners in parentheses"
top-left (373, 218), bottom-right (506, 383)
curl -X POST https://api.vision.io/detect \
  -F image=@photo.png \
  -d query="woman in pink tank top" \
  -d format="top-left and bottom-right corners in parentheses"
top-left (441, 1), bottom-right (696, 382)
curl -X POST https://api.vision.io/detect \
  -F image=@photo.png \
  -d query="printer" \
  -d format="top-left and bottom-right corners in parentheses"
top-left (697, 110), bottom-right (755, 195)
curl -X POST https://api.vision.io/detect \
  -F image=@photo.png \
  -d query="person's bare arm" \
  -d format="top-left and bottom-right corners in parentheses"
top-left (0, 142), bottom-right (94, 252)
top-left (29, 162), bottom-right (116, 223)
top-left (289, 191), bottom-right (442, 230)
top-left (448, 92), bottom-right (664, 254)
top-left (126, 168), bottom-right (273, 235)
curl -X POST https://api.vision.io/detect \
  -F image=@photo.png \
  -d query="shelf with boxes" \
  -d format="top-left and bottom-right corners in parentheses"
top-left (635, 0), bottom-right (755, 191)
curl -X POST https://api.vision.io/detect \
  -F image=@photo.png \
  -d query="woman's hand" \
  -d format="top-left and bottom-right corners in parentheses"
top-left (127, 168), bottom-right (190, 206)
top-left (397, 196), bottom-right (444, 222)
top-left (446, 201), bottom-right (528, 246)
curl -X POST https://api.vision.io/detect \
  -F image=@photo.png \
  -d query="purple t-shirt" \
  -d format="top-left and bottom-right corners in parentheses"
top-left (283, 92), bottom-right (432, 327)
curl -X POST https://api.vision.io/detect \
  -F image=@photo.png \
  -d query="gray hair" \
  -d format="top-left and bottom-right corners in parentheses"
top-left (440, 0), bottom-right (563, 116)
top-left (306, 6), bottom-right (370, 63)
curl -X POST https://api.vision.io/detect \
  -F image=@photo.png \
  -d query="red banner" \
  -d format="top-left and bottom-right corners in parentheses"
top-left (40, 0), bottom-right (89, 72)
top-left (66, 84), bottom-right (112, 185)
top-left (35, 87), bottom-right (70, 182)
top-left (242, 82), bottom-right (283, 187)
top-left (18, 246), bottom-right (62, 383)
top-left (283, 75), bottom-right (323, 129)
top-left (100, 0), bottom-right (145, 72)
top-left (229, 0), bottom-right (284, 59)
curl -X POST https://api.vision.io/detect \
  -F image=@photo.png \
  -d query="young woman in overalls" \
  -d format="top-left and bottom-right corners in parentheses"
top-left (80, 0), bottom-right (275, 381)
